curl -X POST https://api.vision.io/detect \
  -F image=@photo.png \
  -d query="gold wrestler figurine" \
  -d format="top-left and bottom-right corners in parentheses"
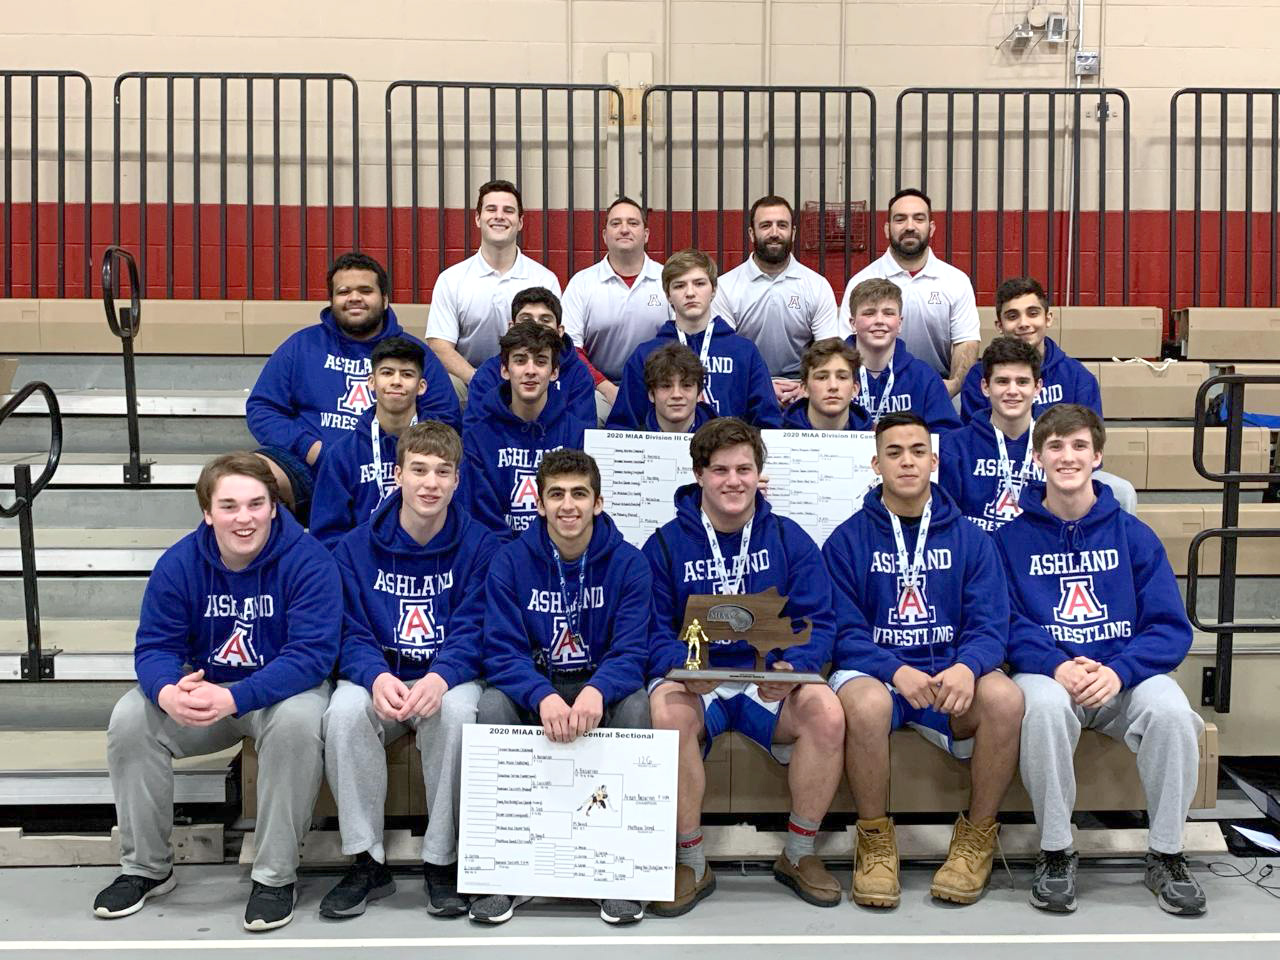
top-left (682, 618), bottom-right (710, 671)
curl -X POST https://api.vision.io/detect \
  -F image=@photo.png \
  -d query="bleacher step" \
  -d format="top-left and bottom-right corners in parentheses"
top-left (0, 452), bottom-right (204, 486)
top-left (0, 620), bottom-right (136, 681)
top-left (0, 528), bottom-right (186, 573)
top-left (0, 577), bottom-right (147, 620)
top-left (0, 416), bottom-right (254, 455)
top-left (0, 731), bottom-right (237, 805)
top-left (8, 355), bottom-right (266, 393)
top-left (1, 389), bottom-right (248, 417)
top-left (0, 489), bottom-right (198, 529)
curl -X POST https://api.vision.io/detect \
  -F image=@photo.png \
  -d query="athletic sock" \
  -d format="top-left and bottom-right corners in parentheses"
top-left (785, 813), bottom-right (821, 865)
top-left (677, 829), bottom-right (706, 881)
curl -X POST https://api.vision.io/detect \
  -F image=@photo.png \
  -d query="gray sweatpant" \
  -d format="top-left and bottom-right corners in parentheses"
top-left (477, 679), bottom-right (651, 730)
top-left (321, 678), bottom-right (481, 865)
top-left (1016, 672), bottom-right (1203, 854)
top-left (108, 682), bottom-right (328, 887)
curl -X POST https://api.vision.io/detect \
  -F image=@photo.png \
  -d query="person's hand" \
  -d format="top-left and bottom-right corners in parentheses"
top-left (773, 379), bottom-right (804, 406)
top-left (567, 685), bottom-right (605, 740)
top-left (892, 664), bottom-right (937, 709)
top-left (398, 672), bottom-right (449, 721)
top-left (538, 693), bottom-right (574, 743)
top-left (758, 474), bottom-right (770, 500)
top-left (1074, 664), bottom-right (1122, 709)
top-left (158, 672), bottom-right (221, 727)
top-left (1053, 659), bottom-right (1093, 697)
top-left (758, 661), bottom-right (798, 703)
top-left (931, 662), bottom-right (976, 716)
top-left (371, 672), bottom-right (410, 721)
top-left (306, 440), bottom-right (323, 466)
top-left (683, 679), bottom-right (721, 696)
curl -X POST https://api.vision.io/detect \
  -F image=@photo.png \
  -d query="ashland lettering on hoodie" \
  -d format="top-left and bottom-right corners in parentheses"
top-left (373, 569), bottom-right (455, 597)
top-left (203, 594), bottom-right (275, 619)
top-left (681, 549), bottom-right (771, 585)
top-left (526, 586), bottom-right (606, 614)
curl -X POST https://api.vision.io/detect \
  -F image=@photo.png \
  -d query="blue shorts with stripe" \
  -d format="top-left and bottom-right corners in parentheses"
top-left (829, 669), bottom-right (973, 760)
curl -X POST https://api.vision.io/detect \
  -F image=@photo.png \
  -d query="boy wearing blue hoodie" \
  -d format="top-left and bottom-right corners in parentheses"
top-left (939, 337), bottom-right (1046, 533)
top-left (94, 454), bottom-right (340, 932)
top-left (645, 418), bottom-right (846, 917)
top-left (960, 276), bottom-right (1102, 424)
top-left (640, 342), bottom-right (718, 433)
top-left (247, 253), bottom-right (461, 520)
top-left (823, 412), bottom-right (1022, 909)
top-left (470, 449), bottom-right (652, 927)
top-left (310, 336), bottom-right (428, 547)
top-left (844, 278), bottom-right (960, 433)
top-left (465, 286), bottom-right (598, 428)
top-left (606, 248), bottom-right (782, 430)
top-left (321, 422), bottom-right (500, 921)
top-left (782, 337), bottom-right (872, 431)
top-left (463, 321), bottom-right (593, 541)
top-left (994, 404), bottom-right (1206, 917)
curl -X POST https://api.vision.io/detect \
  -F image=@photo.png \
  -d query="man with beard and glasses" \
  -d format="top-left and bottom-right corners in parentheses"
top-left (712, 196), bottom-right (842, 408)
top-left (839, 189), bottom-right (980, 398)
top-left (247, 253), bottom-right (461, 523)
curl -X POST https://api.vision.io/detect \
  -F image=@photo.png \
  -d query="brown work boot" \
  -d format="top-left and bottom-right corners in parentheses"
top-left (772, 854), bottom-right (841, 907)
top-left (930, 813), bottom-right (1000, 904)
top-left (649, 863), bottom-right (716, 918)
top-left (851, 816), bottom-right (900, 908)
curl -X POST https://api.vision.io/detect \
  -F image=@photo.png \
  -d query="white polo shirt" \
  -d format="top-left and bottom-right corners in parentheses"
top-left (711, 255), bottom-right (841, 378)
top-left (425, 249), bottom-right (562, 367)
top-left (839, 248), bottom-right (979, 377)
top-left (561, 255), bottom-right (669, 382)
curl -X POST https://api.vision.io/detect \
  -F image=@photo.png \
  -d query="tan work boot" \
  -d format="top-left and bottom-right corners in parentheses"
top-left (851, 816), bottom-right (900, 908)
top-left (930, 813), bottom-right (1000, 904)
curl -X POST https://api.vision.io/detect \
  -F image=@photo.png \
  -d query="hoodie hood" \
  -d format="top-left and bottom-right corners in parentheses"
top-left (859, 482), bottom-right (963, 536)
top-left (194, 503), bottom-right (305, 573)
top-left (672, 481), bottom-right (774, 538)
top-left (368, 488), bottom-right (478, 559)
top-left (783, 398), bottom-right (872, 431)
top-left (318, 304), bottom-right (406, 347)
top-left (1016, 478), bottom-right (1121, 553)
top-left (645, 401), bottom-right (718, 433)
top-left (474, 378), bottom-right (569, 439)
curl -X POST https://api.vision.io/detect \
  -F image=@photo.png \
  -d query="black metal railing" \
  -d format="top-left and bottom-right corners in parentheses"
top-left (640, 84), bottom-right (877, 279)
top-left (0, 380), bottom-right (62, 680)
top-left (101, 245), bottom-right (150, 484)
top-left (1, 70), bottom-right (93, 298)
top-left (1169, 88), bottom-right (1280, 312)
top-left (895, 87), bottom-right (1131, 306)
top-left (385, 81), bottom-right (624, 298)
top-left (1186, 372), bottom-right (1280, 712)
top-left (112, 71), bottom-right (360, 299)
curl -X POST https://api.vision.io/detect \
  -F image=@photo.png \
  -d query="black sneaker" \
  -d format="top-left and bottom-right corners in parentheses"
top-left (599, 898), bottom-right (644, 924)
top-left (1144, 852), bottom-right (1207, 916)
top-left (93, 872), bottom-right (176, 918)
top-left (468, 894), bottom-right (530, 925)
top-left (1029, 849), bottom-right (1078, 913)
top-left (244, 880), bottom-right (297, 931)
top-left (424, 861), bottom-right (467, 917)
top-left (319, 853), bottom-right (397, 919)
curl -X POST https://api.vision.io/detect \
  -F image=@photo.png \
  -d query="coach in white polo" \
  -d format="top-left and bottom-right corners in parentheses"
top-left (839, 188), bottom-right (980, 397)
top-left (425, 179), bottom-right (561, 386)
top-left (711, 195), bottom-right (841, 407)
top-left (560, 196), bottom-right (668, 405)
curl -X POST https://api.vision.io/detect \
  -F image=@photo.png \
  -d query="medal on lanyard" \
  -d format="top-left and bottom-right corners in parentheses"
top-left (369, 415), bottom-right (417, 511)
top-left (889, 500), bottom-right (932, 614)
top-left (993, 421), bottom-right (1035, 501)
top-left (677, 324), bottom-right (715, 376)
top-left (700, 510), bottom-right (753, 595)
top-left (551, 543), bottom-right (588, 657)
top-left (858, 365), bottom-right (896, 425)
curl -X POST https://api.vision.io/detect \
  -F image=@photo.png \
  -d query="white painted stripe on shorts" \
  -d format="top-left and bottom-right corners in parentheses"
top-left (0, 933), bottom-right (1278, 950)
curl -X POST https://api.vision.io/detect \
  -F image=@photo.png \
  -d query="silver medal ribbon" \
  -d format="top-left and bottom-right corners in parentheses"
top-left (700, 510), bottom-right (754, 595)
top-left (370, 414), bottom-right (417, 512)
top-left (993, 421), bottom-right (1035, 501)
top-left (889, 499), bottom-right (932, 596)
top-left (858, 365), bottom-right (896, 425)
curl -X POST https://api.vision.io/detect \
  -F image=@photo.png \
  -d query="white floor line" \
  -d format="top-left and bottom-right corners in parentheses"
top-left (2, 934), bottom-right (1279, 950)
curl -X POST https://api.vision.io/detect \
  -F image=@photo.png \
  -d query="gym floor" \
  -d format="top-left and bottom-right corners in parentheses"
top-left (0, 858), bottom-right (1277, 959)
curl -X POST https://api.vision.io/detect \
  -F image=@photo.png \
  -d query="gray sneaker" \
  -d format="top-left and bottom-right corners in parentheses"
top-left (1144, 852), bottom-right (1207, 916)
top-left (598, 898), bottom-right (644, 924)
top-left (1029, 849), bottom-right (1078, 913)
top-left (468, 894), bottom-right (531, 925)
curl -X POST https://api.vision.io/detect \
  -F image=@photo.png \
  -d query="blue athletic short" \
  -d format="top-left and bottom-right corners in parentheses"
top-left (829, 669), bottom-right (973, 760)
top-left (700, 683), bottom-right (790, 764)
top-left (255, 445), bottom-right (315, 526)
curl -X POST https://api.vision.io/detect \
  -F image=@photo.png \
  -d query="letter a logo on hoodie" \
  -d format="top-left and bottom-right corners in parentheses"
top-left (338, 374), bottom-right (374, 416)
top-left (397, 598), bottom-right (440, 651)
top-left (1054, 575), bottom-right (1108, 625)
top-left (211, 619), bottom-right (263, 667)
top-left (510, 470), bottom-right (540, 513)
top-left (889, 576), bottom-right (935, 626)
top-left (984, 486), bottom-right (1023, 524)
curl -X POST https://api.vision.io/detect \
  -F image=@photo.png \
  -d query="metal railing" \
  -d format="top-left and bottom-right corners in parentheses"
top-left (640, 84), bottom-right (877, 279)
top-left (0, 380), bottom-right (62, 680)
top-left (1169, 88), bottom-right (1280, 311)
top-left (101, 246), bottom-right (150, 484)
top-left (1186, 372), bottom-right (1280, 712)
top-left (385, 81), bottom-right (624, 298)
top-left (895, 87), bottom-right (1131, 306)
top-left (112, 71), bottom-right (360, 299)
top-left (1, 70), bottom-right (93, 298)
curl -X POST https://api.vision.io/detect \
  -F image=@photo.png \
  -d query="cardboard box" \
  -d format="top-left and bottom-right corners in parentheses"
top-left (0, 358), bottom-right (17, 395)
top-left (0, 300), bottom-right (41, 352)
top-left (38, 299), bottom-right (136, 353)
top-left (1098, 360), bottom-right (1209, 419)
top-left (1101, 426), bottom-right (1148, 489)
top-left (1145, 427), bottom-right (1269, 490)
top-left (1220, 363), bottom-right (1280, 415)
top-left (1136, 504), bottom-right (1207, 576)
top-left (140, 300), bottom-right (244, 354)
top-left (242, 301), bottom-right (325, 354)
top-left (395, 303), bottom-right (431, 336)
top-left (1057, 305), bottom-right (1163, 360)
top-left (1177, 307), bottom-right (1280, 360)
